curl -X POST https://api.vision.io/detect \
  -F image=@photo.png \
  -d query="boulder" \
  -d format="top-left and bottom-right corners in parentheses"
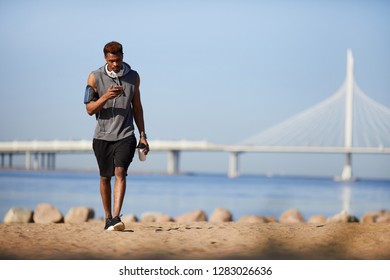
top-left (3, 208), bottom-right (33, 224)
top-left (376, 210), bottom-right (390, 223)
top-left (327, 210), bottom-right (359, 223)
top-left (279, 208), bottom-right (305, 223)
top-left (308, 215), bottom-right (327, 224)
top-left (236, 215), bottom-right (268, 223)
top-left (265, 215), bottom-right (278, 223)
top-left (122, 214), bottom-right (138, 224)
top-left (175, 209), bottom-right (207, 223)
top-left (156, 214), bottom-right (174, 222)
top-left (64, 207), bottom-right (94, 224)
top-left (209, 208), bottom-right (233, 222)
top-left (360, 211), bottom-right (382, 223)
top-left (33, 203), bottom-right (63, 224)
top-left (140, 211), bottom-right (173, 222)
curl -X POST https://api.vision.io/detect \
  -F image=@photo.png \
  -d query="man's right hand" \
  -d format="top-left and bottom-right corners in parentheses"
top-left (103, 85), bottom-right (121, 100)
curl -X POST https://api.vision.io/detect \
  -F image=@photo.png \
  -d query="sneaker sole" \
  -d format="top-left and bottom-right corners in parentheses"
top-left (106, 222), bottom-right (125, 231)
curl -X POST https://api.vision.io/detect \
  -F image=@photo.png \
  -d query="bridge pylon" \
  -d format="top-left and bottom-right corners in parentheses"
top-left (340, 49), bottom-right (354, 181)
top-left (340, 153), bottom-right (353, 181)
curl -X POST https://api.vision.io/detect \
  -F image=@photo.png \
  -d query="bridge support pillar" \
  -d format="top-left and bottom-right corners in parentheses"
top-left (33, 153), bottom-right (39, 170)
top-left (341, 153), bottom-right (353, 181)
top-left (228, 152), bottom-right (240, 178)
top-left (25, 152), bottom-right (31, 170)
top-left (48, 153), bottom-right (56, 170)
top-left (8, 153), bottom-right (13, 168)
top-left (41, 153), bottom-right (46, 169)
top-left (167, 150), bottom-right (180, 175)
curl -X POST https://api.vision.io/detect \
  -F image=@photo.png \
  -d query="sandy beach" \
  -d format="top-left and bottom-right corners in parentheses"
top-left (1, 221), bottom-right (389, 260)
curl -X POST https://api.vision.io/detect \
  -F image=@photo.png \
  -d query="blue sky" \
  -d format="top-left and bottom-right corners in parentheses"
top-left (0, 0), bottom-right (389, 178)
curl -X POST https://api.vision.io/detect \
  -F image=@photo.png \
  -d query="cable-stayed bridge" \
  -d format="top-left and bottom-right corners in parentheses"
top-left (239, 49), bottom-right (390, 180)
top-left (1, 50), bottom-right (389, 180)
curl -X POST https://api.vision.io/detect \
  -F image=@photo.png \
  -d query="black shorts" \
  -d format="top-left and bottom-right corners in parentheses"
top-left (93, 135), bottom-right (137, 177)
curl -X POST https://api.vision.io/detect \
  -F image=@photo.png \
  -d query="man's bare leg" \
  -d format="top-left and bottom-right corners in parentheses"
top-left (100, 176), bottom-right (112, 219)
top-left (103, 167), bottom-right (126, 231)
top-left (113, 167), bottom-right (126, 217)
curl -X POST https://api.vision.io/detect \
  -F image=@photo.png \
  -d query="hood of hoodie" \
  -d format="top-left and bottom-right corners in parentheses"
top-left (104, 62), bottom-right (132, 79)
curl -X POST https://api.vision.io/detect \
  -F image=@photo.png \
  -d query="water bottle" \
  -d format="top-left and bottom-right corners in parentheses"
top-left (137, 143), bottom-right (147, 161)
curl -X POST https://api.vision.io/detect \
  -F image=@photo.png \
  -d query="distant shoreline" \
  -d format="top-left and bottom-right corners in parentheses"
top-left (1, 167), bottom-right (390, 182)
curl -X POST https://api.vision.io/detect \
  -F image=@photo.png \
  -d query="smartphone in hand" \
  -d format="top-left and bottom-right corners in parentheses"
top-left (113, 86), bottom-right (124, 91)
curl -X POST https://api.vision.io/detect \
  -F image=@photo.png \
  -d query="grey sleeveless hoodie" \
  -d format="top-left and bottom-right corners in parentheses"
top-left (92, 62), bottom-right (138, 141)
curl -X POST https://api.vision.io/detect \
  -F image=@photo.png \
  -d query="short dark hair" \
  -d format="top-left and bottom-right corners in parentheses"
top-left (103, 41), bottom-right (123, 56)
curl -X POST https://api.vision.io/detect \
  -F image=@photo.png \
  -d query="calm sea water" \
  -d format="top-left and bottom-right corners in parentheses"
top-left (0, 170), bottom-right (389, 223)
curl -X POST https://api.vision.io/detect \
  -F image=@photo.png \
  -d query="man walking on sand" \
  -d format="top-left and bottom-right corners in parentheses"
top-left (84, 41), bottom-right (149, 231)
